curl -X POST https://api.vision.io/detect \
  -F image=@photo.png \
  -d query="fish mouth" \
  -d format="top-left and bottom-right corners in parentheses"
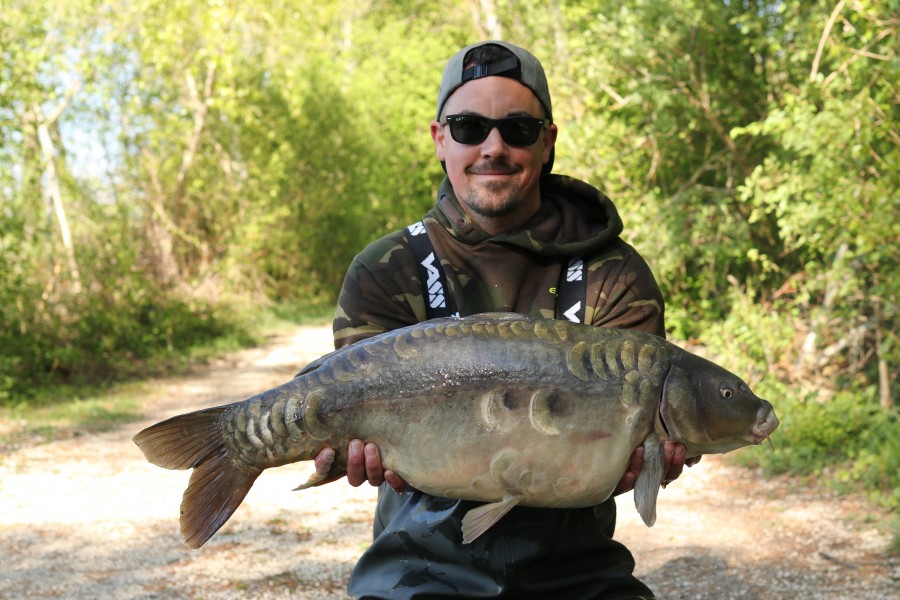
top-left (750, 401), bottom-right (780, 445)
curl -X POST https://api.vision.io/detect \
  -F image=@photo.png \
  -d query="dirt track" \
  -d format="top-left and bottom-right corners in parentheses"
top-left (1, 324), bottom-right (897, 599)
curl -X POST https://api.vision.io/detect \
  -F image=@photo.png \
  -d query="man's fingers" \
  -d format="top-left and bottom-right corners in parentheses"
top-left (662, 442), bottom-right (687, 487)
top-left (384, 469), bottom-right (408, 493)
top-left (613, 471), bottom-right (637, 496)
top-left (662, 440), bottom-right (675, 471)
top-left (314, 447), bottom-right (334, 472)
top-left (346, 439), bottom-right (366, 486)
top-left (347, 440), bottom-right (404, 488)
top-left (364, 442), bottom-right (386, 486)
top-left (613, 446), bottom-right (644, 496)
top-left (630, 444), bottom-right (645, 472)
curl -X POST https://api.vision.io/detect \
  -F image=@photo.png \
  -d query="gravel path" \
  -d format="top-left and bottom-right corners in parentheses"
top-left (1, 324), bottom-right (896, 599)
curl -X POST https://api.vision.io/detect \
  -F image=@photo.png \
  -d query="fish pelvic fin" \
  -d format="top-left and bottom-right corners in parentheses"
top-left (461, 495), bottom-right (522, 544)
top-left (633, 435), bottom-right (664, 527)
top-left (133, 407), bottom-right (261, 549)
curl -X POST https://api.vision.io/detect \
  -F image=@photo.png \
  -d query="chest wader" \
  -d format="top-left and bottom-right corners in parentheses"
top-left (346, 224), bottom-right (656, 600)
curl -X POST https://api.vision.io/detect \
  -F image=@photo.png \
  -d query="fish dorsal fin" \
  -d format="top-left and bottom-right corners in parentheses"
top-left (463, 312), bottom-right (532, 321)
top-left (461, 495), bottom-right (523, 544)
top-left (633, 434), bottom-right (664, 527)
top-left (294, 354), bottom-right (329, 377)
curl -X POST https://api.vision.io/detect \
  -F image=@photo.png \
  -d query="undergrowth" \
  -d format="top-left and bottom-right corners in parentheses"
top-left (0, 297), bottom-right (333, 452)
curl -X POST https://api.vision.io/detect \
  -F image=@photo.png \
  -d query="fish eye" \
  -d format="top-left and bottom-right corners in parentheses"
top-left (720, 384), bottom-right (734, 399)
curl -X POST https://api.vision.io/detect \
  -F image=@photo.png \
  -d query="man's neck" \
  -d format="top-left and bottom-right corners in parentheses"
top-left (467, 205), bottom-right (540, 236)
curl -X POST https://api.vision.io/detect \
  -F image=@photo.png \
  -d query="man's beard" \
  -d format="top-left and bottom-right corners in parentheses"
top-left (462, 184), bottom-right (522, 218)
top-left (461, 161), bottom-right (523, 218)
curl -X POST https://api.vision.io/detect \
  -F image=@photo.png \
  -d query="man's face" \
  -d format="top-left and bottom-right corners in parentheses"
top-left (431, 76), bottom-right (557, 233)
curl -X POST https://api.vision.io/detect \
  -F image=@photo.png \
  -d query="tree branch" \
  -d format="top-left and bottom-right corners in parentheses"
top-left (174, 60), bottom-right (216, 205)
top-left (810, 0), bottom-right (846, 82)
top-left (43, 74), bottom-right (84, 125)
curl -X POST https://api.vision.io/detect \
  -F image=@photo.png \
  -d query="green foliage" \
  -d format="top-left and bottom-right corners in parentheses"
top-left (701, 293), bottom-right (898, 509)
top-left (0, 274), bottom-right (253, 404)
top-left (736, 389), bottom-right (900, 509)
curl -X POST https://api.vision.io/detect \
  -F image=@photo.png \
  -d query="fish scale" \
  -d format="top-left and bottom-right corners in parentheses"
top-left (134, 312), bottom-right (779, 549)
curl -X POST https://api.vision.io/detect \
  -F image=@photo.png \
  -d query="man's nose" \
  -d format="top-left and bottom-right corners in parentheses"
top-left (479, 126), bottom-right (509, 158)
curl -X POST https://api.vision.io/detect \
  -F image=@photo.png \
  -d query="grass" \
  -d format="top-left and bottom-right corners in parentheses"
top-left (0, 383), bottom-right (146, 451)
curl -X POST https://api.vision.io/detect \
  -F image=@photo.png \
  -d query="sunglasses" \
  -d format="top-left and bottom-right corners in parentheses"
top-left (442, 114), bottom-right (548, 147)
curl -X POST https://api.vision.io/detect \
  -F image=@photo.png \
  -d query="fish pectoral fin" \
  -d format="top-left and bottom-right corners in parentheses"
top-left (461, 495), bottom-right (523, 544)
top-left (633, 436), bottom-right (664, 527)
top-left (293, 447), bottom-right (342, 490)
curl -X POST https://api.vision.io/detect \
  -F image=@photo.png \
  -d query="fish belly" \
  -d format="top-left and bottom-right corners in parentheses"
top-left (324, 378), bottom-right (652, 508)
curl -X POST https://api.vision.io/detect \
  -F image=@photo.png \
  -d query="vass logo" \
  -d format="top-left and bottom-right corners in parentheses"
top-left (420, 252), bottom-right (446, 309)
top-left (407, 221), bottom-right (447, 310)
top-left (566, 258), bottom-right (584, 283)
top-left (406, 221), bottom-right (459, 319)
top-left (562, 257), bottom-right (584, 322)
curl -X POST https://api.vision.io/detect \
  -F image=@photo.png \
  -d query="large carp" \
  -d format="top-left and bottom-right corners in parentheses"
top-left (134, 313), bottom-right (779, 549)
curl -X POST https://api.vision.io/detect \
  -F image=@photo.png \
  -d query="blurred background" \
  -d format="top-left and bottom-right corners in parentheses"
top-left (1, 1), bottom-right (896, 517)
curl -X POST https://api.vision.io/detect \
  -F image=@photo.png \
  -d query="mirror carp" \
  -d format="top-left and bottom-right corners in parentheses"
top-left (134, 313), bottom-right (779, 549)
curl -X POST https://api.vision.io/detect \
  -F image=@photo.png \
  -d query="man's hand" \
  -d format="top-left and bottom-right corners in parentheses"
top-left (613, 442), bottom-right (700, 496)
top-left (314, 440), bottom-right (407, 493)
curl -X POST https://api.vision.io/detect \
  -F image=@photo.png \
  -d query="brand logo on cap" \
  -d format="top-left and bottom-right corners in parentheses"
top-left (462, 56), bottom-right (521, 83)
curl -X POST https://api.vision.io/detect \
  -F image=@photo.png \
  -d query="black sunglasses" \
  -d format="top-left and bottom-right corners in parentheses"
top-left (442, 114), bottom-right (548, 147)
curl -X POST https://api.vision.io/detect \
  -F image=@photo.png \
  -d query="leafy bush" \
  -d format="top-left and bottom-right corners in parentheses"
top-left (735, 388), bottom-right (899, 509)
top-left (693, 296), bottom-right (898, 509)
top-left (0, 281), bottom-right (254, 406)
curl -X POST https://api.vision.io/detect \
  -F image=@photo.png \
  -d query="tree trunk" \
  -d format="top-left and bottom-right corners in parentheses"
top-left (797, 243), bottom-right (848, 373)
top-left (469, 0), bottom-right (503, 39)
top-left (139, 61), bottom-right (217, 290)
top-left (875, 303), bottom-right (893, 412)
top-left (33, 105), bottom-right (82, 295)
top-left (144, 160), bottom-right (183, 289)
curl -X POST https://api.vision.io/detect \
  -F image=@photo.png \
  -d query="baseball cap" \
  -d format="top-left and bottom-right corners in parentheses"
top-left (436, 41), bottom-right (552, 122)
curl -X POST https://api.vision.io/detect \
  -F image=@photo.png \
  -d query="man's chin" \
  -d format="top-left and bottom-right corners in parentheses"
top-left (459, 189), bottom-right (518, 218)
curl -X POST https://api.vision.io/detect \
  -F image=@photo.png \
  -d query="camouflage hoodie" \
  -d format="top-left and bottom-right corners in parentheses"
top-left (334, 174), bottom-right (664, 599)
top-left (334, 174), bottom-right (665, 348)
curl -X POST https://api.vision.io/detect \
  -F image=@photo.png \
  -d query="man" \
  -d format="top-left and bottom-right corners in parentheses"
top-left (318, 40), bottom-right (693, 599)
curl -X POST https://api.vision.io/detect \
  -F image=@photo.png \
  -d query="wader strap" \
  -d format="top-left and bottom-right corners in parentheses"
top-left (556, 256), bottom-right (587, 323)
top-left (407, 222), bottom-right (586, 323)
top-left (406, 222), bottom-right (458, 319)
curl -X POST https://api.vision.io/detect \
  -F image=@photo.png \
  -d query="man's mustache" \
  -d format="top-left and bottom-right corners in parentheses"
top-left (466, 161), bottom-right (520, 175)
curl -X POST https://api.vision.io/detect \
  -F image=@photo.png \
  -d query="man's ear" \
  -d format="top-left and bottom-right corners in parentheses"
top-left (431, 120), bottom-right (446, 162)
top-left (542, 123), bottom-right (558, 165)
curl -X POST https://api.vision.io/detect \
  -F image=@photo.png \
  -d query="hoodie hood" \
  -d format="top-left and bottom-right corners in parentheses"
top-left (429, 174), bottom-right (624, 256)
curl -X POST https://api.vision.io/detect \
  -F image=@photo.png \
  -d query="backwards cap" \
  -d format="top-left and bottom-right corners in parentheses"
top-left (436, 40), bottom-right (552, 122)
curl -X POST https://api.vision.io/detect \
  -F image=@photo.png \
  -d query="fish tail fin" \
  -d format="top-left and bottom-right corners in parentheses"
top-left (133, 407), bottom-right (261, 549)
